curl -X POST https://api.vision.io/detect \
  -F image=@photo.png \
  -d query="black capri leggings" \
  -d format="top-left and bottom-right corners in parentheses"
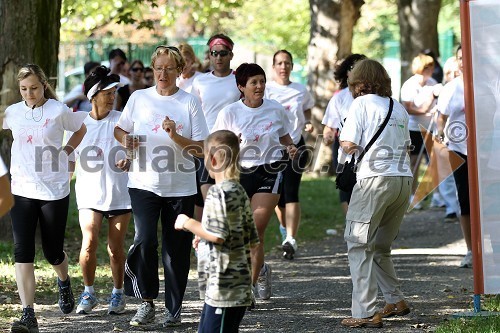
top-left (10, 195), bottom-right (70, 264)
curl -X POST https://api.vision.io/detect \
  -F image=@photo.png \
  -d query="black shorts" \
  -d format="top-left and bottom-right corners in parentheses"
top-left (409, 130), bottom-right (428, 158)
top-left (452, 151), bottom-right (469, 215)
top-left (339, 189), bottom-right (352, 204)
top-left (278, 137), bottom-right (311, 207)
top-left (198, 303), bottom-right (246, 333)
top-left (239, 162), bottom-right (284, 199)
top-left (89, 208), bottom-right (132, 219)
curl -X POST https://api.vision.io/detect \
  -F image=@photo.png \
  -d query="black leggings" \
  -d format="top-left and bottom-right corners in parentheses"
top-left (10, 195), bottom-right (70, 264)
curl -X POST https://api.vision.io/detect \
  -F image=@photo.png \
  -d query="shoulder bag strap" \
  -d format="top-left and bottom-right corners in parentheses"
top-left (356, 97), bottom-right (394, 163)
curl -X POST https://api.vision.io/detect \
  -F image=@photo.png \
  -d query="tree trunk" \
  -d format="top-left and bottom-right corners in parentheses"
top-left (0, 0), bottom-right (62, 238)
top-left (397, 0), bottom-right (441, 83)
top-left (307, 0), bottom-right (364, 175)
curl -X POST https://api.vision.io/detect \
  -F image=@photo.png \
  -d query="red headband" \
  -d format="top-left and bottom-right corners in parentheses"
top-left (209, 38), bottom-right (233, 51)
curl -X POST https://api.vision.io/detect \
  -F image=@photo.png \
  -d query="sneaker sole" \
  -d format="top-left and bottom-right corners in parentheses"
top-left (282, 243), bottom-right (295, 260)
top-left (129, 319), bottom-right (154, 327)
top-left (11, 326), bottom-right (39, 333)
top-left (163, 321), bottom-right (181, 327)
top-left (108, 308), bottom-right (126, 315)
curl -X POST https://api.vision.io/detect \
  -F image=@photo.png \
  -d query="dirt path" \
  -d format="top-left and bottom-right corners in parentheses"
top-left (11, 208), bottom-right (473, 332)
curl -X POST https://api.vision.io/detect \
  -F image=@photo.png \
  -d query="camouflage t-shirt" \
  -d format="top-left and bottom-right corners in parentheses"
top-left (198, 179), bottom-right (259, 307)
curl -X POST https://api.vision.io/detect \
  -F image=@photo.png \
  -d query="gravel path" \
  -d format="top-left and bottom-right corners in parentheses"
top-left (8, 208), bottom-right (473, 332)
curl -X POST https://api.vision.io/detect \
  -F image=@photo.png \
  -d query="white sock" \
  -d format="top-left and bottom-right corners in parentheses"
top-left (112, 287), bottom-right (123, 295)
top-left (84, 285), bottom-right (95, 294)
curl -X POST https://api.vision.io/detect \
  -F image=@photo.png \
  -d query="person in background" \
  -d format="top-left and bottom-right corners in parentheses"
top-left (264, 50), bottom-right (314, 259)
top-left (3, 64), bottom-right (87, 332)
top-left (143, 67), bottom-right (154, 87)
top-left (422, 48), bottom-right (444, 84)
top-left (114, 45), bottom-right (208, 328)
top-left (339, 59), bottom-right (412, 328)
top-left (191, 34), bottom-right (241, 220)
top-left (177, 42), bottom-right (202, 94)
top-left (322, 54), bottom-right (366, 216)
top-left (400, 53), bottom-right (441, 209)
top-left (212, 63), bottom-right (296, 306)
top-left (175, 130), bottom-right (259, 332)
top-left (63, 61), bottom-right (100, 112)
top-left (109, 48), bottom-right (130, 85)
top-left (72, 66), bottom-right (132, 316)
top-left (436, 45), bottom-right (472, 268)
top-left (114, 60), bottom-right (148, 111)
top-left (0, 155), bottom-right (14, 218)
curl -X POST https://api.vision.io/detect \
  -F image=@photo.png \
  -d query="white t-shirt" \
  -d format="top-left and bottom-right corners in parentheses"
top-left (340, 94), bottom-right (413, 180)
top-left (3, 99), bottom-right (87, 200)
top-left (264, 81), bottom-right (314, 144)
top-left (74, 111), bottom-right (131, 211)
top-left (116, 86), bottom-right (209, 197)
top-left (0, 157), bottom-right (7, 177)
top-left (177, 71), bottom-right (202, 94)
top-left (400, 75), bottom-right (437, 131)
top-left (191, 72), bottom-right (241, 131)
top-left (437, 76), bottom-right (466, 155)
top-left (212, 99), bottom-right (291, 168)
top-left (322, 88), bottom-right (353, 130)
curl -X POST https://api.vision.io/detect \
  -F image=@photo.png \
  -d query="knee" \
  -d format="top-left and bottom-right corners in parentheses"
top-left (107, 243), bottom-right (125, 261)
top-left (45, 251), bottom-right (65, 266)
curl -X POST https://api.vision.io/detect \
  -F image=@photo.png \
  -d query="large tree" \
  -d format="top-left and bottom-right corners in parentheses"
top-left (397, 0), bottom-right (442, 82)
top-left (307, 0), bottom-right (364, 173)
top-left (0, 0), bottom-right (62, 234)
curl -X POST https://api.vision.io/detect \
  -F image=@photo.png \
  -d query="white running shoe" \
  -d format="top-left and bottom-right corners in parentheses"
top-left (282, 237), bottom-right (297, 260)
top-left (256, 263), bottom-right (272, 300)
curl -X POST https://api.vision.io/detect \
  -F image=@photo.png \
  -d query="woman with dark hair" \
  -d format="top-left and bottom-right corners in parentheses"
top-left (322, 54), bottom-right (366, 215)
top-left (339, 59), bottom-right (413, 328)
top-left (3, 64), bottom-right (87, 332)
top-left (114, 45), bottom-right (208, 328)
top-left (212, 63), bottom-right (296, 306)
top-left (114, 60), bottom-right (148, 111)
top-left (264, 50), bottom-right (315, 260)
top-left (72, 66), bottom-right (132, 315)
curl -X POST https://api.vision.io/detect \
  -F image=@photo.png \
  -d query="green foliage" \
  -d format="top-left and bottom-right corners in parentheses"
top-left (61, 0), bottom-right (158, 41)
top-left (436, 316), bottom-right (500, 333)
top-left (218, 0), bottom-right (311, 62)
top-left (439, 0), bottom-right (461, 38)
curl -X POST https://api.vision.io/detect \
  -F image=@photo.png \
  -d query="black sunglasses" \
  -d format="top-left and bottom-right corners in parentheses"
top-left (155, 45), bottom-right (180, 53)
top-left (210, 50), bottom-right (231, 57)
top-left (130, 67), bottom-right (144, 72)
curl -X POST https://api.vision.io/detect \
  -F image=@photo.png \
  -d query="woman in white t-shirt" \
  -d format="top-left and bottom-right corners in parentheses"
top-left (0, 156), bottom-right (13, 217)
top-left (114, 45), bottom-right (209, 327)
top-left (3, 64), bottom-right (87, 332)
top-left (322, 53), bottom-right (366, 216)
top-left (264, 50), bottom-right (314, 260)
top-left (72, 66), bottom-right (132, 315)
top-left (400, 53), bottom-right (442, 200)
top-left (339, 59), bottom-right (413, 328)
top-left (177, 42), bottom-right (202, 94)
top-left (212, 63), bottom-right (296, 305)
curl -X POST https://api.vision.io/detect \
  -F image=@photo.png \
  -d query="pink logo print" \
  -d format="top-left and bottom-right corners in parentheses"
top-left (264, 121), bottom-right (273, 131)
top-left (176, 124), bottom-right (184, 132)
top-left (152, 124), bottom-right (160, 133)
top-left (42, 118), bottom-right (50, 128)
top-left (254, 134), bottom-right (260, 142)
top-left (96, 147), bottom-right (103, 157)
top-left (27, 135), bottom-right (33, 144)
top-left (285, 105), bottom-right (291, 111)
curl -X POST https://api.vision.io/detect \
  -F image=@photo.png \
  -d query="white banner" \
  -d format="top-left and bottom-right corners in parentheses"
top-left (470, 0), bottom-right (500, 294)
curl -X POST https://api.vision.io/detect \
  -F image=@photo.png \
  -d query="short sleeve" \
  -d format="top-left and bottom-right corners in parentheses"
top-left (116, 93), bottom-right (135, 133)
top-left (189, 97), bottom-right (209, 141)
top-left (339, 98), bottom-right (363, 145)
top-left (61, 108), bottom-right (87, 132)
top-left (302, 89), bottom-right (315, 111)
top-left (211, 107), bottom-right (230, 133)
top-left (322, 95), bottom-right (341, 129)
top-left (437, 81), bottom-right (455, 116)
top-left (203, 186), bottom-right (229, 240)
top-left (0, 157), bottom-right (7, 177)
top-left (277, 105), bottom-right (291, 137)
top-left (400, 79), bottom-right (416, 103)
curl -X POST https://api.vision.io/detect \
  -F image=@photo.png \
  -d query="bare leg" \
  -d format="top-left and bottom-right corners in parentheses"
top-left (78, 209), bottom-right (103, 286)
top-left (52, 252), bottom-right (70, 282)
top-left (107, 213), bottom-right (131, 289)
top-left (284, 202), bottom-right (300, 238)
top-left (15, 263), bottom-right (35, 308)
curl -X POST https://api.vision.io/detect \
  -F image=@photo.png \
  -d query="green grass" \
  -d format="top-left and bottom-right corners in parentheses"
top-left (436, 317), bottom-right (500, 333)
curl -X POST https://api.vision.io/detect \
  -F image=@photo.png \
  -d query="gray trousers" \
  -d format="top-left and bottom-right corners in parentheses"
top-left (344, 176), bottom-right (412, 318)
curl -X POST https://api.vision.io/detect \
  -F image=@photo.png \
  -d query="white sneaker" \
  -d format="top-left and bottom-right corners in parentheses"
top-left (130, 302), bottom-right (155, 326)
top-left (256, 263), bottom-right (272, 300)
top-left (460, 251), bottom-right (473, 268)
top-left (282, 237), bottom-right (297, 260)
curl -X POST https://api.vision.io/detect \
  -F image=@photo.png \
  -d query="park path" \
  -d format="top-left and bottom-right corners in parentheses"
top-left (32, 207), bottom-right (472, 332)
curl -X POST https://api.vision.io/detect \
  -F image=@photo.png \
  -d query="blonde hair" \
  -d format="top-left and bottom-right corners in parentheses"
top-left (205, 130), bottom-right (240, 180)
top-left (17, 64), bottom-right (58, 100)
top-left (348, 59), bottom-right (392, 98)
top-left (151, 46), bottom-right (186, 74)
top-left (411, 54), bottom-right (435, 75)
top-left (178, 42), bottom-right (197, 62)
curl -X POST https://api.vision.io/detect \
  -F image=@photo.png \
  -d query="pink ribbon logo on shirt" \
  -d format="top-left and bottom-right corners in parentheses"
top-left (254, 134), bottom-right (260, 142)
top-left (176, 124), bottom-right (184, 132)
top-left (264, 121), bottom-right (273, 131)
top-left (96, 148), bottom-right (103, 157)
top-left (42, 119), bottom-right (50, 128)
top-left (27, 135), bottom-right (33, 144)
top-left (152, 124), bottom-right (160, 133)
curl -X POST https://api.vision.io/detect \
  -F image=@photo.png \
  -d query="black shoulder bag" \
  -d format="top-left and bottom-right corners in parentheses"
top-left (335, 98), bottom-right (394, 192)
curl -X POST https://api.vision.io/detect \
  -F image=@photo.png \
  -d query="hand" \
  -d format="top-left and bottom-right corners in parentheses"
top-left (433, 83), bottom-right (443, 98)
top-left (323, 132), bottom-right (335, 146)
top-left (123, 134), bottom-right (139, 150)
top-left (175, 214), bottom-right (190, 231)
top-left (115, 158), bottom-right (131, 172)
top-left (287, 144), bottom-right (298, 159)
top-left (162, 116), bottom-right (176, 138)
top-left (304, 122), bottom-right (314, 133)
top-left (192, 235), bottom-right (201, 250)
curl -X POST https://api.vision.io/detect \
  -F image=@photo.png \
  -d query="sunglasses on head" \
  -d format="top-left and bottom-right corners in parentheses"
top-left (130, 67), bottom-right (144, 72)
top-left (155, 45), bottom-right (180, 53)
top-left (210, 50), bottom-right (231, 57)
